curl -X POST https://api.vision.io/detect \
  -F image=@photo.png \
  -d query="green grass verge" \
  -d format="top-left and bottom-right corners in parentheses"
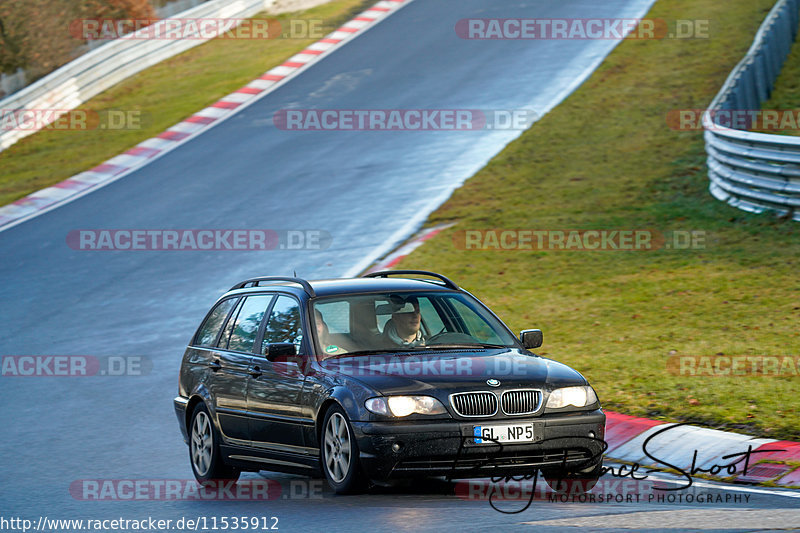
top-left (0, 0), bottom-right (373, 207)
top-left (395, 0), bottom-right (800, 440)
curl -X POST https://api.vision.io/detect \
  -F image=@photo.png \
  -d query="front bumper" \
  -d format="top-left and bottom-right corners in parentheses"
top-left (352, 409), bottom-right (605, 480)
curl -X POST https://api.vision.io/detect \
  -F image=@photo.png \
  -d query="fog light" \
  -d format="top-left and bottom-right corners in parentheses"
top-left (392, 443), bottom-right (401, 452)
top-left (588, 431), bottom-right (596, 439)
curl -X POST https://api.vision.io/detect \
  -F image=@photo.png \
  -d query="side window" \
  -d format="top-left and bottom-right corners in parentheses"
top-left (316, 300), bottom-right (350, 334)
top-left (217, 297), bottom-right (243, 349)
top-left (194, 298), bottom-right (237, 347)
top-left (374, 298), bottom-right (392, 333)
top-left (227, 295), bottom-right (273, 353)
top-left (262, 296), bottom-right (304, 354)
top-left (449, 298), bottom-right (504, 344)
top-left (419, 297), bottom-right (444, 336)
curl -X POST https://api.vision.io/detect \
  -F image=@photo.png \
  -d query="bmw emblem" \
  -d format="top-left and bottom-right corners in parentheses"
top-left (487, 379), bottom-right (500, 387)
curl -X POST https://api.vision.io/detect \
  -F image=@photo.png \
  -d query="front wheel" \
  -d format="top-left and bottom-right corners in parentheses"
top-left (321, 405), bottom-right (365, 494)
top-left (189, 402), bottom-right (240, 483)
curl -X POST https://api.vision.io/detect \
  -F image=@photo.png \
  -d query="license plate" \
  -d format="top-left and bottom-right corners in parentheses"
top-left (473, 423), bottom-right (534, 444)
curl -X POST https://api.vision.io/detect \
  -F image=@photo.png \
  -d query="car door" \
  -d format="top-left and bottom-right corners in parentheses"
top-left (209, 294), bottom-right (273, 444)
top-left (247, 294), bottom-right (312, 453)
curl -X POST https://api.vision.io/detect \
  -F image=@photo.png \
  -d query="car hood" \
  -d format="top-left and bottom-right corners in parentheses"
top-left (320, 348), bottom-right (587, 395)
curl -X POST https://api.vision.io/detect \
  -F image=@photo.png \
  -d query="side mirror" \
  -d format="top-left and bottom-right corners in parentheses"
top-left (520, 329), bottom-right (543, 349)
top-left (265, 342), bottom-right (297, 362)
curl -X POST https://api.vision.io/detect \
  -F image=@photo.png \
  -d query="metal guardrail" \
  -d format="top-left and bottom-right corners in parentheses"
top-left (704, 0), bottom-right (800, 221)
top-left (0, 0), bottom-right (274, 153)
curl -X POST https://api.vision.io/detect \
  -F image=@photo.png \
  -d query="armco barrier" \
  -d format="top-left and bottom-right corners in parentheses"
top-left (0, 0), bottom-right (275, 153)
top-left (704, 0), bottom-right (800, 220)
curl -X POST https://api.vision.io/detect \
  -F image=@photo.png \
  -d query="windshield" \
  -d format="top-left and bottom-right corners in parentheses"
top-left (312, 291), bottom-right (518, 358)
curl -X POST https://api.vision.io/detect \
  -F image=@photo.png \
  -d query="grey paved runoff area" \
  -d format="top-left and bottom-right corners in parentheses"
top-left (3, 0), bottom-right (798, 530)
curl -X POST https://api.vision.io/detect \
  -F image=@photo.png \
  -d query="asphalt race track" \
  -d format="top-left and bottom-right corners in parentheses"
top-left (2, 0), bottom-right (798, 530)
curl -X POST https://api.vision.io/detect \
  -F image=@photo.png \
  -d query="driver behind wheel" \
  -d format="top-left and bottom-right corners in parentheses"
top-left (381, 296), bottom-right (426, 348)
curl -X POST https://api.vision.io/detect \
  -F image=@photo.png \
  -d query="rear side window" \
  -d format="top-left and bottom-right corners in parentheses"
top-left (217, 298), bottom-right (243, 349)
top-left (194, 298), bottom-right (237, 347)
top-left (228, 295), bottom-right (274, 353)
top-left (262, 295), bottom-right (304, 354)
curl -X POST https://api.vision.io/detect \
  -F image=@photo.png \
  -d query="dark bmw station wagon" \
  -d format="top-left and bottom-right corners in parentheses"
top-left (174, 271), bottom-right (606, 493)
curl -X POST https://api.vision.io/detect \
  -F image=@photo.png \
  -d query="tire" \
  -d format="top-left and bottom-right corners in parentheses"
top-left (543, 458), bottom-right (603, 495)
top-left (189, 402), bottom-right (240, 483)
top-left (320, 405), bottom-right (365, 494)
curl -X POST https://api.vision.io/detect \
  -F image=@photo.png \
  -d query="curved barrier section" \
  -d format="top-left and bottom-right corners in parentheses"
top-left (0, 0), bottom-right (274, 153)
top-left (704, 0), bottom-right (800, 220)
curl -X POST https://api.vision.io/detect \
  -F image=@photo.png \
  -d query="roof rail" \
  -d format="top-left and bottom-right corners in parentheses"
top-left (229, 277), bottom-right (316, 297)
top-left (363, 270), bottom-right (459, 290)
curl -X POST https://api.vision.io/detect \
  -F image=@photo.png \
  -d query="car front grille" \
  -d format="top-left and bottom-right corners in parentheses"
top-left (450, 392), bottom-right (498, 417)
top-left (501, 389), bottom-right (542, 415)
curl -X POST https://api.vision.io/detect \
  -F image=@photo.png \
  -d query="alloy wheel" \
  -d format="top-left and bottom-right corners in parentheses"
top-left (191, 410), bottom-right (213, 476)
top-left (324, 412), bottom-right (352, 483)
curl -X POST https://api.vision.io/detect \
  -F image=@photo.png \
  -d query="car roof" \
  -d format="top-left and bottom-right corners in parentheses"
top-left (309, 277), bottom-right (457, 297)
top-left (226, 276), bottom-right (459, 299)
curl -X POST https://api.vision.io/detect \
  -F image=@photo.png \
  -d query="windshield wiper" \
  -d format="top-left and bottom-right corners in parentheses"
top-left (324, 349), bottom-right (415, 358)
top-left (416, 343), bottom-right (511, 350)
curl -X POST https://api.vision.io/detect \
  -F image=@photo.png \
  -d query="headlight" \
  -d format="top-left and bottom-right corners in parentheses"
top-left (546, 386), bottom-right (598, 409)
top-left (365, 396), bottom-right (447, 417)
